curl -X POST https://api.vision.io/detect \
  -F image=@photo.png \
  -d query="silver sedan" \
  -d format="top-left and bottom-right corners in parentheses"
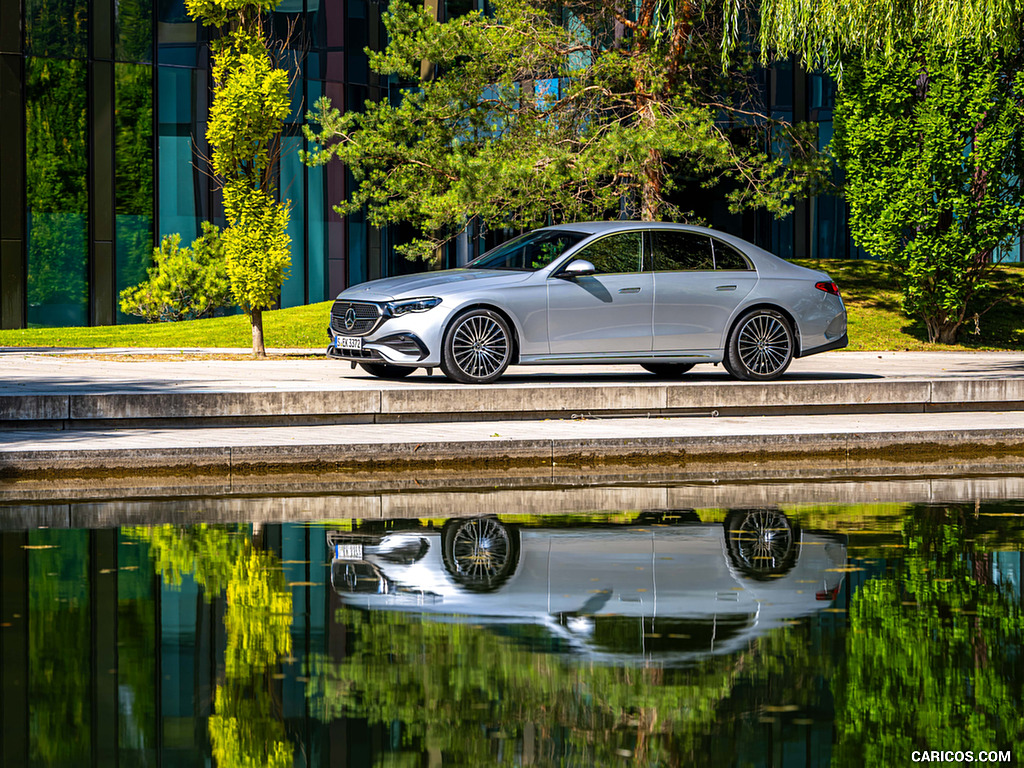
top-left (326, 222), bottom-right (847, 383)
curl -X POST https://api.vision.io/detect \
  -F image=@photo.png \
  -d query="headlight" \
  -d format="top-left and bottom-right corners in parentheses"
top-left (385, 297), bottom-right (442, 316)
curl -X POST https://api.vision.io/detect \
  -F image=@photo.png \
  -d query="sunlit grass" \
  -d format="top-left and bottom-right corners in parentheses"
top-left (0, 302), bottom-right (333, 350)
top-left (795, 259), bottom-right (1024, 351)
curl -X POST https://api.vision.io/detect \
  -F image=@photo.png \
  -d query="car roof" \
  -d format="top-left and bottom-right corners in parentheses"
top-left (542, 221), bottom-right (815, 277)
top-left (545, 221), bottom-right (749, 247)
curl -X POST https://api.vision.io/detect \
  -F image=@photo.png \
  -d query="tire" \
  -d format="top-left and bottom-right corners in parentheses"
top-left (440, 309), bottom-right (513, 384)
top-left (641, 363), bottom-right (695, 378)
top-left (360, 362), bottom-right (415, 379)
top-left (724, 308), bottom-right (794, 381)
top-left (723, 508), bottom-right (799, 580)
top-left (441, 517), bottom-right (520, 592)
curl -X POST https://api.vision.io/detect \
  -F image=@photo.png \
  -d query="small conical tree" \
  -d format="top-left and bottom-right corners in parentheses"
top-left (186, 0), bottom-right (291, 356)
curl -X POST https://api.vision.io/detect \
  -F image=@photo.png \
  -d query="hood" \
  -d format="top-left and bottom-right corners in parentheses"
top-left (338, 269), bottom-right (534, 301)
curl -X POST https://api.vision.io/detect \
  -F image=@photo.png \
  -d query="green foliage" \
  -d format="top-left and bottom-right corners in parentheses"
top-left (304, 0), bottom-right (825, 263)
top-left (222, 183), bottom-right (291, 315)
top-left (185, 0), bottom-right (282, 27)
top-left (752, 0), bottom-right (1023, 74)
top-left (831, 41), bottom-right (1024, 344)
top-left (222, 548), bottom-right (293, 677)
top-left (206, 32), bottom-right (291, 184)
top-left (131, 523), bottom-right (296, 767)
top-left (27, 530), bottom-right (91, 764)
top-left (119, 223), bottom-right (233, 322)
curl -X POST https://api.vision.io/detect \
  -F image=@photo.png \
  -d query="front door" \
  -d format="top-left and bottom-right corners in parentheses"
top-left (546, 231), bottom-right (653, 355)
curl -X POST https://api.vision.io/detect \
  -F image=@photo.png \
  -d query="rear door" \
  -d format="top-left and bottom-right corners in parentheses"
top-left (651, 231), bottom-right (756, 351)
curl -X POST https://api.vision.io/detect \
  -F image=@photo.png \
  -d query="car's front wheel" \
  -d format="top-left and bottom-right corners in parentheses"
top-left (723, 308), bottom-right (794, 381)
top-left (440, 309), bottom-right (513, 384)
top-left (360, 362), bottom-right (415, 379)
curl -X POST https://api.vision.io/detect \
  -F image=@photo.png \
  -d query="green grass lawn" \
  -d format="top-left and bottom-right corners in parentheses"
top-left (1, 261), bottom-right (1022, 352)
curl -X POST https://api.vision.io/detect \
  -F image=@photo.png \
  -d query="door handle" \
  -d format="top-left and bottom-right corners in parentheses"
top-left (618, 287), bottom-right (641, 294)
top-left (716, 285), bottom-right (737, 291)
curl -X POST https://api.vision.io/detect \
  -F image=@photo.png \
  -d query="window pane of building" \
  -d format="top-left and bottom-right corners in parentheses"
top-left (26, 57), bottom-right (88, 327)
top-left (115, 62), bottom-right (155, 323)
top-left (116, 0), bottom-right (153, 62)
top-left (24, 0), bottom-right (88, 57)
top-left (158, 65), bottom-right (200, 243)
top-left (281, 134), bottom-right (306, 307)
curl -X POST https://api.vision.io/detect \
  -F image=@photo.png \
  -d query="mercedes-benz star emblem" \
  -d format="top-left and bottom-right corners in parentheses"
top-left (343, 307), bottom-right (357, 331)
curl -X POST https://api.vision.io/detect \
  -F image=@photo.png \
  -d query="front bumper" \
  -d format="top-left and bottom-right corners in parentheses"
top-left (326, 332), bottom-right (430, 364)
top-left (326, 298), bottom-right (448, 367)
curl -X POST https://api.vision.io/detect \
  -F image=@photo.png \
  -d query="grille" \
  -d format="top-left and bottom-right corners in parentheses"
top-left (330, 300), bottom-right (383, 336)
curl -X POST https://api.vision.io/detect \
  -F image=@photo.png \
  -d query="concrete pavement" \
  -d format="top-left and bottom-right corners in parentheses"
top-left (2, 349), bottom-right (1024, 482)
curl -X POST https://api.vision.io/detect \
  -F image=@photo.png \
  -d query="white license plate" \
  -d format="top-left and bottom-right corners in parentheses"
top-left (335, 543), bottom-right (364, 559)
top-left (336, 335), bottom-right (363, 351)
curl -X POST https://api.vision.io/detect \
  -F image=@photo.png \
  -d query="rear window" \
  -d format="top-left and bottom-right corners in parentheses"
top-left (712, 240), bottom-right (754, 270)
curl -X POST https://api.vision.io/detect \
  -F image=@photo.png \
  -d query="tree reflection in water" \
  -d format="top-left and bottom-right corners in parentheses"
top-left (834, 507), bottom-right (1024, 766)
top-left (125, 506), bottom-right (1024, 766)
top-left (134, 524), bottom-right (294, 768)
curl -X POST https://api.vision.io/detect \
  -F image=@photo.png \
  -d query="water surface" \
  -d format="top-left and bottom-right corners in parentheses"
top-left (1, 496), bottom-right (1022, 766)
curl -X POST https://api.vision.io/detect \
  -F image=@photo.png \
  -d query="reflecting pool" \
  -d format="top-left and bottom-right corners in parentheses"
top-left (1, 497), bottom-right (1022, 767)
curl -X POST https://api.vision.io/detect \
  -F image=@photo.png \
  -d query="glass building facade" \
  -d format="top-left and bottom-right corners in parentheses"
top-left (0, 0), bottom-right (1020, 330)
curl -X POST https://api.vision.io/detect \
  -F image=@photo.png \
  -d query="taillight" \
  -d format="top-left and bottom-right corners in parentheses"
top-left (816, 586), bottom-right (840, 601)
top-left (815, 281), bottom-right (840, 296)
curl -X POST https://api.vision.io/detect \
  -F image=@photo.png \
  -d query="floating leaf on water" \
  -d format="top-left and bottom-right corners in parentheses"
top-left (764, 705), bottom-right (800, 713)
top-left (793, 719), bottom-right (814, 725)
top-left (288, 581), bottom-right (318, 587)
top-left (22, 545), bottom-right (58, 550)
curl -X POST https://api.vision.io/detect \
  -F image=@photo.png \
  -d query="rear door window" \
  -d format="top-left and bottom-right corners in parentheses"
top-left (650, 230), bottom-right (715, 271)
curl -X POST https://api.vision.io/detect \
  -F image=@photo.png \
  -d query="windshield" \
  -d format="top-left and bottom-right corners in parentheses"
top-left (468, 230), bottom-right (588, 271)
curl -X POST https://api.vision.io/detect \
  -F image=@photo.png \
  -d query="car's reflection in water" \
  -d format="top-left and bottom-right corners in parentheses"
top-left (328, 510), bottom-right (847, 664)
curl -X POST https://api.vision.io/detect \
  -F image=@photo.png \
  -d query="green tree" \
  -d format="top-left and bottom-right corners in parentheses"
top-left (751, 0), bottom-right (1022, 73)
top-left (830, 41), bottom-right (1024, 343)
top-left (185, 0), bottom-right (292, 356)
top-left (303, 0), bottom-right (824, 263)
top-left (119, 223), bottom-right (232, 322)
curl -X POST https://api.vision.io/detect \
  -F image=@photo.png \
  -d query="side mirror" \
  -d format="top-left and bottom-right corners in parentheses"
top-left (556, 259), bottom-right (597, 279)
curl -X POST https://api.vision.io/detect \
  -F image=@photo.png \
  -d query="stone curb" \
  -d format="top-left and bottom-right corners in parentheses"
top-left (3, 426), bottom-right (1022, 475)
top-left (4, 378), bottom-right (1024, 427)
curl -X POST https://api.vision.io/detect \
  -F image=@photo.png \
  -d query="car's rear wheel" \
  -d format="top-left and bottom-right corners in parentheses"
top-left (360, 362), bottom-right (415, 379)
top-left (641, 363), bottom-right (695, 378)
top-left (724, 309), bottom-right (794, 381)
top-left (440, 309), bottom-right (513, 384)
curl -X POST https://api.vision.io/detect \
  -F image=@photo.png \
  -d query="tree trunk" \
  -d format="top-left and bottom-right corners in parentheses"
top-left (638, 97), bottom-right (664, 221)
top-left (251, 307), bottom-right (267, 357)
top-left (925, 316), bottom-right (960, 345)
